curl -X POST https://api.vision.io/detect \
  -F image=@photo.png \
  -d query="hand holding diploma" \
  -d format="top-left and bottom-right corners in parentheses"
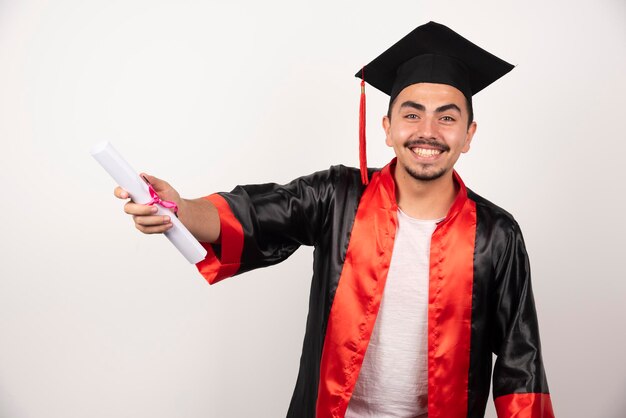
top-left (92, 141), bottom-right (221, 264)
top-left (114, 174), bottom-right (180, 235)
top-left (114, 174), bottom-right (221, 246)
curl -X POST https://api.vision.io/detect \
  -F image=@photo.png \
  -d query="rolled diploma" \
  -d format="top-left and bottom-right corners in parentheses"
top-left (90, 141), bottom-right (208, 264)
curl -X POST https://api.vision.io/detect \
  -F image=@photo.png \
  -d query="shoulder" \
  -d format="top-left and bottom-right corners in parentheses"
top-left (283, 164), bottom-right (364, 187)
top-left (466, 188), bottom-right (528, 267)
top-left (327, 164), bottom-right (365, 185)
top-left (326, 164), bottom-right (384, 199)
top-left (230, 165), bottom-right (346, 196)
top-left (467, 188), bottom-right (522, 235)
top-left (227, 164), bottom-right (382, 208)
top-left (282, 165), bottom-right (363, 198)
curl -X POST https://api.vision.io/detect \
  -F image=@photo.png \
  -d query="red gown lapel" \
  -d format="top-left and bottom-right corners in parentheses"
top-left (316, 161), bottom-right (476, 418)
top-left (316, 161), bottom-right (398, 418)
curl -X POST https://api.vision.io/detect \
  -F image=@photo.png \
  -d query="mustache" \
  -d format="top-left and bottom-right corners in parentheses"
top-left (403, 139), bottom-right (450, 152)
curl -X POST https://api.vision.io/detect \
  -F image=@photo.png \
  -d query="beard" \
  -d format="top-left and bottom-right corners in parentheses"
top-left (403, 163), bottom-right (447, 181)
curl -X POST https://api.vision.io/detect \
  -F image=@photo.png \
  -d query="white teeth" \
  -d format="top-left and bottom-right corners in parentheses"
top-left (412, 148), bottom-right (442, 157)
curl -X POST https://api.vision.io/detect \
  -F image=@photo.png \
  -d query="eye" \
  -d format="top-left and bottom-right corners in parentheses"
top-left (440, 115), bottom-right (456, 122)
top-left (404, 113), bottom-right (419, 120)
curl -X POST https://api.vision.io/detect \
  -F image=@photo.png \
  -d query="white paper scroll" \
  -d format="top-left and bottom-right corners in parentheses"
top-left (90, 141), bottom-right (208, 264)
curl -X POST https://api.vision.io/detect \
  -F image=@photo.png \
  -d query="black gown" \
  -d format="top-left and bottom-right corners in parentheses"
top-left (196, 159), bottom-right (554, 418)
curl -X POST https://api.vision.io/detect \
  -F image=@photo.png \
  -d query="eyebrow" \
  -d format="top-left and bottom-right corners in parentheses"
top-left (399, 101), bottom-right (425, 112)
top-left (399, 101), bottom-right (462, 114)
top-left (436, 103), bottom-right (462, 114)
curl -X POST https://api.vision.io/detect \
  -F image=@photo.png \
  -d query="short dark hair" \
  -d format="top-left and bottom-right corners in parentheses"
top-left (387, 95), bottom-right (474, 129)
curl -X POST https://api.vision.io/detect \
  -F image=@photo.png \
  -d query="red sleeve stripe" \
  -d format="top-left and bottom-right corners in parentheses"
top-left (494, 393), bottom-right (555, 418)
top-left (195, 194), bottom-right (244, 284)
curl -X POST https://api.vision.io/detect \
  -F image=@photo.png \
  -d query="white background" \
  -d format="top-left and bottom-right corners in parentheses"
top-left (1, 0), bottom-right (625, 417)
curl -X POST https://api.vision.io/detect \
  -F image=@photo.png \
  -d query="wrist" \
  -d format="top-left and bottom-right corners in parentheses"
top-left (177, 198), bottom-right (190, 221)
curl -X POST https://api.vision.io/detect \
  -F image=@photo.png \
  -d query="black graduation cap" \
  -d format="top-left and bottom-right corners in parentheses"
top-left (354, 21), bottom-right (514, 184)
top-left (357, 21), bottom-right (514, 102)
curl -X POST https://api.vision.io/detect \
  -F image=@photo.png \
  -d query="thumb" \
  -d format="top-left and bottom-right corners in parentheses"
top-left (140, 173), bottom-right (170, 191)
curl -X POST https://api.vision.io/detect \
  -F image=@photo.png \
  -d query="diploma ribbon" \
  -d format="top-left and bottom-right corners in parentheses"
top-left (146, 184), bottom-right (178, 214)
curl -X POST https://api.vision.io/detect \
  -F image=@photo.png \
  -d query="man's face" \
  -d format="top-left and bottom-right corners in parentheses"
top-left (383, 82), bottom-right (477, 182)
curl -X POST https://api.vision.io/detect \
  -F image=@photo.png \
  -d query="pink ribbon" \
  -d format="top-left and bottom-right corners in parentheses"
top-left (146, 184), bottom-right (178, 214)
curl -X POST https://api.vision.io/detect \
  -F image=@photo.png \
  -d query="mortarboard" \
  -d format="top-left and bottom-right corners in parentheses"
top-left (355, 21), bottom-right (514, 184)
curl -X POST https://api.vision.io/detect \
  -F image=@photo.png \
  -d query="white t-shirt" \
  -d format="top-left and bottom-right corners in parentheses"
top-left (344, 209), bottom-right (440, 418)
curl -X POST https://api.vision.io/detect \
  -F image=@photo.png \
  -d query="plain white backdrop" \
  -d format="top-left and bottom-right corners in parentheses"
top-left (1, 0), bottom-right (625, 417)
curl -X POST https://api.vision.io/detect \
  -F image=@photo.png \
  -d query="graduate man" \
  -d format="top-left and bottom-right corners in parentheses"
top-left (114, 22), bottom-right (554, 418)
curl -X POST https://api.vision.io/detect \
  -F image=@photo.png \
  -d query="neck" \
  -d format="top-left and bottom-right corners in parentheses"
top-left (393, 165), bottom-right (458, 220)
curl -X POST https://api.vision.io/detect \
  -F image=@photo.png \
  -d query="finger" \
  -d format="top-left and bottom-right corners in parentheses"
top-left (135, 222), bottom-right (174, 234)
top-left (132, 214), bottom-right (172, 227)
top-left (140, 173), bottom-right (169, 190)
top-left (124, 201), bottom-right (159, 215)
top-left (114, 186), bottom-right (130, 199)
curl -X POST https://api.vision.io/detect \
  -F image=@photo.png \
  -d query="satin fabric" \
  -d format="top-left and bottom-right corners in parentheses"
top-left (316, 164), bottom-right (398, 417)
top-left (316, 167), bottom-right (478, 418)
top-left (467, 190), bottom-right (552, 417)
top-left (194, 159), bottom-right (554, 418)
top-left (494, 393), bottom-right (555, 418)
top-left (427, 179), bottom-right (476, 418)
top-left (196, 194), bottom-right (244, 282)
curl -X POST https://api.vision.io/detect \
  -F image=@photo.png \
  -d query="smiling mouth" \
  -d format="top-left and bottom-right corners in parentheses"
top-left (410, 147), bottom-right (443, 158)
top-left (405, 140), bottom-right (449, 159)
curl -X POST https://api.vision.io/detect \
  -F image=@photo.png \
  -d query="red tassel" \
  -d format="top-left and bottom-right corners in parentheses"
top-left (359, 68), bottom-right (368, 185)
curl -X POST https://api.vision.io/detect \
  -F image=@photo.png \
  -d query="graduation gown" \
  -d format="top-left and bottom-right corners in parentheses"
top-left (195, 159), bottom-right (555, 418)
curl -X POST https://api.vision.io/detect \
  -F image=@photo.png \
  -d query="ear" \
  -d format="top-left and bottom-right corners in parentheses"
top-left (383, 115), bottom-right (392, 147)
top-left (462, 121), bottom-right (477, 153)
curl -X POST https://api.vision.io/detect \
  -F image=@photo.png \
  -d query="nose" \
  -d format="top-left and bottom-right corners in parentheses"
top-left (416, 116), bottom-right (438, 139)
